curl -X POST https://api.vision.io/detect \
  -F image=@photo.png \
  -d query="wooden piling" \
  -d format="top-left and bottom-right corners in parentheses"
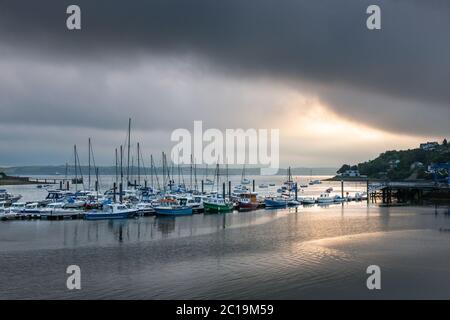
top-left (366, 179), bottom-right (369, 205)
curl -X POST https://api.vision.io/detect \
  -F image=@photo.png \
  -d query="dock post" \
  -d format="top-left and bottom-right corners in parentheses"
top-left (145, 180), bottom-right (147, 188)
top-left (228, 181), bottom-right (231, 198)
top-left (201, 180), bottom-right (204, 193)
top-left (119, 183), bottom-right (123, 203)
top-left (59, 181), bottom-right (63, 190)
top-left (113, 182), bottom-right (117, 203)
top-left (66, 181), bottom-right (70, 191)
top-left (341, 180), bottom-right (344, 198)
top-left (222, 182), bottom-right (226, 200)
top-left (95, 180), bottom-right (98, 192)
top-left (134, 180), bottom-right (137, 189)
top-left (366, 179), bottom-right (370, 205)
top-left (252, 180), bottom-right (255, 192)
top-left (295, 183), bottom-right (298, 201)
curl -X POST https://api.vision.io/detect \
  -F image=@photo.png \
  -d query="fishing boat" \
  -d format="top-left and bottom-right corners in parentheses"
top-left (359, 192), bottom-right (368, 200)
top-left (283, 167), bottom-right (296, 191)
top-left (39, 190), bottom-right (73, 206)
top-left (308, 179), bottom-right (322, 185)
top-left (259, 183), bottom-right (269, 188)
top-left (301, 197), bottom-right (316, 205)
top-left (40, 202), bottom-right (84, 219)
top-left (287, 199), bottom-right (301, 206)
top-left (0, 189), bottom-right (22, 204)
top-left (136, 202), bottom-right (156, 216)
top-left (24, 202), bottom-right (41, 217)
top-left (325, 187), bottom-right (333, 193)
top-left (178, 196), bottom-right (204, 213)
top-left (317, 193), bottom-right (334, 204)
top-left (8, 202), bottom-right (26, 214)
top-left (264, 196), bottom-right (287, 208)
top-left (269, 183), bottom-right (276, 187)
top-left (334, 195), bottom-right (346, 203)
top-left (233, 184), bottom-right (248, 193)
top-left (204, 179), bottom-right (214, 186)
top-left (154, 198), bottom-right (193, 216)
top-left (0, 203), bottom-right (18, 220)
top-left (0, 201), bottom-right (7, 214)
top-left (237, 192), bottom-right (260, 211)
top-left (203, 195), bottom-right (233, 213)
top-left (85, 203), bottom-right (137, 220)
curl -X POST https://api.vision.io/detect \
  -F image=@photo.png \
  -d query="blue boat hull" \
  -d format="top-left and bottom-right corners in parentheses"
top-left (85, 211), bottom-right (137, 220)
top-left (264, 199), bottom-right (287, 208)
top-left (154, 207), bottom-right (193, 216)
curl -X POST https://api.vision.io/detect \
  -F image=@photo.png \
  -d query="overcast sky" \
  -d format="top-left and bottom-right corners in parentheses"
top-left (0, 0), bottom-right (449, 167)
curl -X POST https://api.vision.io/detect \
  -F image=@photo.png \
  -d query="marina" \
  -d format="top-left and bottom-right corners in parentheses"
top-left (0, 174), bottom-right (370, 221)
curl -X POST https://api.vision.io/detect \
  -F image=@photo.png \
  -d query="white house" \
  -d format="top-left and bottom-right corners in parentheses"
top-left (420, 142), bottom-right (439, 151)
top-left (341, 169), bottom-right (360, 177)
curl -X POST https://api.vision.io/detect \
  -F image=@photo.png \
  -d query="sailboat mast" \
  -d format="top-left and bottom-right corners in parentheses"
top-left (115, 148), bottom-right (118, 186)
top-left (126, 118), bottom-right (131, 185)
top-left (194, 160), bottom-right (197, 191)
top-left (190, 154), bottom-right (193, 191)
top-left (216, 163), bottom-right (220, 193)
top-left (137, 142), bottom-right (140, 186)
top-left (74, 145), bottom-right (78, 193)
top-left (88, 138), bottom-right (91, 190)
top-left (120, 145), bottom-right (123, 187)
top-left (150, 154), bottom-right (154, 189)
top-left (162, 152), bottom-right (166, 192)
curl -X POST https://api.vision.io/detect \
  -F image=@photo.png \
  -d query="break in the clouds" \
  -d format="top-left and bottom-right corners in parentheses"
top-left (0, 0), bottom-right (449, 166)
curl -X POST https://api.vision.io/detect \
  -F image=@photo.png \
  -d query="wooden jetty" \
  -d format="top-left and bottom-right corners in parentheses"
top-left (368, 181), bottom-right (450, 205)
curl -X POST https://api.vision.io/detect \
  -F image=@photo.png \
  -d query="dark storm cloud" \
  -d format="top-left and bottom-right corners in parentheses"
top-left (0, 0), bottom-right (449, 136)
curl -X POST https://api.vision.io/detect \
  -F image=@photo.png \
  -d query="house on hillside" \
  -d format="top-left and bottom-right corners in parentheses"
top-left (340, 169), bottom-right (360, 177)
top-left (388, 159), bottom-right (400, 169)
top-left (410, 162), bottom-right (424, 170)
top-left (420, 141), bottom-right (439, 151)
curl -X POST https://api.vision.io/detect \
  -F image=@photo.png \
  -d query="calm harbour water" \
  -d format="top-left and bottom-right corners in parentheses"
top-left (1, 177), bottom-right (450, 299)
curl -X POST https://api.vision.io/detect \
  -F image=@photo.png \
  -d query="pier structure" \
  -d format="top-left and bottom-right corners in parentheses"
top-left (367, 181), bottom-right (450, 205)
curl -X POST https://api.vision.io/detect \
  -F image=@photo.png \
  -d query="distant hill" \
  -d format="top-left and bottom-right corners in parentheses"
top-left (337, 140), bottom-right (450, 180)
top-left (0, 165), bottom-right (337, 176)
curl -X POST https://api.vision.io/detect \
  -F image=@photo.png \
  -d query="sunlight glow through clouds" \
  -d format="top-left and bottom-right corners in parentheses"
top-left (276, 93), bottom-right (434, 166)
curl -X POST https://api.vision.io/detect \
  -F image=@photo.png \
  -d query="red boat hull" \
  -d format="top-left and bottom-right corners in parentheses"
top-left (238, 202), bottom-right (259, 211)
